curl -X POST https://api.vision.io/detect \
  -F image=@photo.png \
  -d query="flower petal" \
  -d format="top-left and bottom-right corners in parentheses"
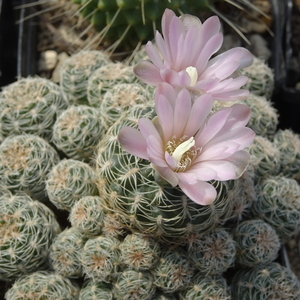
top-left (118, 127), bottom-right (148, 160)
top-left (134, 60), bottom-right (162, 85)
top-left (152, 164), bottom-right (179, 187)
top-left (145, 41), bottom-right (164, 69)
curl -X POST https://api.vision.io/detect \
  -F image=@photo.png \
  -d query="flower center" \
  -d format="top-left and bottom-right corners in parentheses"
top-left (166, 136), bottom-right (199, 172)
top-left (186, 66), bottom-right (198, 87)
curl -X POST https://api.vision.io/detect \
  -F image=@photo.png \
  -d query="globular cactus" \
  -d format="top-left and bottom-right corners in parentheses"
top-left (87, 62), bottom-right (138, 108)
top-left (0, 192), bottom-right (61, 281)
top-left (81, 235), bottom-right (120, 281)
top-left (60, 50), bottom-right (111, 105)
top-left (113, 269), bottom-right (155, 300)
top-left (119, 232), bottom-right (160, 271)
top-left (239, 56), bottom-right (274, 99)
top-left (251, 175), bottom-right (300, 243)
top-left (152, 247), bottom-right (195, 294)
top-left (5, 271), bottom-right (80, 300)
top-left (101, 211), bottom-right (128, 239)
top-left (181, 274), bottom-right (231, 300)
top-left (0, 134), bottom-right (60, 200)
top-left (0, 77), bottom-right (68, 142)
top-left (232, 219), bottom-right (281, 268)
top-left (46, 159), bottom-right (99, 211)
top-left (187, 228), bottom-right (236, 276)
top-left (49, 227), bottom-right (86, 278)
top-left (79, 280), bottom-right (114, 300)
top-left (273, 129), bottom-right (300, 178)
top-left (247, 135), bottom-right (281, 182)
top-left (150, 292), bottom-right (177, 300)
top-left (231, 262), bottom-right (300, 300)
top-left (69, 195), bottom-right (106, 237)
top-left (96, 108), bottom-right (235, 244)
top-left (52, 105), bottom-right (104, 162)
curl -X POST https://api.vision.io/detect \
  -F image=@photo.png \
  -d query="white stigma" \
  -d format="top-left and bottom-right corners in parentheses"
top-left (186, 66), bottom-right (198, 87)
top-left (172, 137), bottom-right (195, 163)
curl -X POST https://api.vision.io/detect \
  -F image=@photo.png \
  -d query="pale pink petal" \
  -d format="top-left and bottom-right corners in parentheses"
top-left (152, 164), bottom-right (179, 187)
top-left (169, 15), bottom-right (185, 65)
top-left (197, 143), bottom-right (240, 161)
top-left (194, 77), bottom-right (220, 92)
top-left (134, 61), bottom-right (162, 85)
top-left (138, 118), bottom-right (163, 145)
top-left (154, 31), bottom-right (169, 63)
top-left (145, 41), bottom-right (164, 69)
top-left (212, 89), bottom-right (250, 101)
top-left (146, 135), bottom-right (167, 167)
top-left (180, 13), bottom-right (202, 31)
top-left (165, 151), bottom-right (177, 169)
top-left (177, 169), bottom-right (215, 183)
top-left (160, 68), bottom-right (190, 86)
top-left (155, 82), bottom-right (177, 108)
top-left (178, 180), bottom-right (217, 205)
top-left (118, 127), bottom-right (148, 160)
top-left (208, 76), bottom-right (248, 94)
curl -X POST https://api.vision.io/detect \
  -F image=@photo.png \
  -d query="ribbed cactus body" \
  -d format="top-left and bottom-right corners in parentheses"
top-left (232, 219), bottom-right (280, 268)
top-left (79, 280), bottom-right (113, 300)
top-left (0, 134), bottom-right (60, 200)
top-left (69, 195), bottom-right (106, 237)
top-left (113, 269), bottom-right (155, 300)
top-left (0, 77), bottom-right (68, 142)
top-left (96, 111), bottom-right (235, 243)
top-left (46, 159), bottom-right (99, 211)
top-left (60, 50), bottom-right (111, 105)
top-left (49, 227), bottom-right (86, 278)
top-left (231, 262), bottom-right (300, 300)
top-left (187, 228), bottom-right (236, 276)
top-left (52, 105), bottom-right (104, 161)
top-left (0, 193), bottom-right (61, 281)
top-left (181, 275), bottom-right (231, 300)
top-left (5, 271), bottom-right (80, 300)
top-left (273, 129), bottom-right (300, 178)
top-left (251, 176), bottom-right (300, 243)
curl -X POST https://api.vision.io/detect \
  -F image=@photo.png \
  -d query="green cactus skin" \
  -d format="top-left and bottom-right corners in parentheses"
top-left (113, 269), bottom-right (155, 300)
top-left (119, 232), bottom-right (160, 271)
top-left (240, 56), bottom-right (275, 99)
top-left (0, 77), bottom-right (68, 142)
top-left (273, 129), bottom-right (300, 178)
top-left (0, 192), bottom-right (61, 281)
top-left (49, 227), bottom-right (86, 278)
top-left (0, 134), bottom-right (60, 200)
top-left (5, 271), bottom-right (80, 300)
top-left (232, 219), bottom-right (280, 268)
top-left (241, 93), bottom-right (278, 139)
top-left (69, 195), bottom-right (106, 237)
top-left (231, 262), bottom-right (300, 300)
top-left (79, 279), bottom-right (114, 300)
top-left (96, 108), bottom-right (235, 244)
top-left (180, 274), bottom-right (231, 300)
top-left (251, 175), bottom-right (300, 243)
top-left (46, 159), bottom-right (99, 211)
top-left (95, 82), bottom-right (154, 131)
top-left (150, 292), bottom-right (177, 300)
top-left (81, 235), bottom-right (121, 281)
top-left (187, 228), bottom-right (236, 276)
top-left (60, 50), bottom-right (111, 105)
top-left (152, 247), bottom-right (195, 294)
top-left (247, 135), bottom-right (281, 182)
top-left (87, 62), bottom-right (137, 108)
top-left (52, 105), bottom-right (104, 162)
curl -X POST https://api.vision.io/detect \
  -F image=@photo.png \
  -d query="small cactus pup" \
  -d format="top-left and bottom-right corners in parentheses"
top-left (0, 134), bottom-right (60, 200)
top-left (273, 129), bottom-right (300, 179)
top-left (81, 235), bottom-right (120, 282)
top-left (79, 279), bottom-right (113, 300)
top-left (119, 232), bottom-right (160, 271)
top-left (232, 219), bottom-right (281, 268)
top-left (49, 227), bottom-right (87, 278)
top-left (231, 262), bottom-right (300, 300)
top-left (69, 195), bottom-right (106, 237)
top-left (60, 50), bottom-right (111, 105)
top-left (46, 159), bottom-right (99, 211)
top-left (187, 228), bottom-right (236, 276)
top-left (0, 192), bottom-right (61, 281)
top-left (5, 271), bottom-right (80, 300)
top-left (86, 62), bottom-right (137, 108)
top-left (152, 247), bottom-right (195, 294)
top-left (251, 175), bottom-right (300, 243)
top-left (240, 56), bottom-right (274, 99)
top-left (52, 105), bottom-right (104, 162)
top-left (0, 77), bottom-right (68, 142)
top-left (112, 269), bottom-right (155, 300)
top-left (180, 274), bottom-right (231, 300)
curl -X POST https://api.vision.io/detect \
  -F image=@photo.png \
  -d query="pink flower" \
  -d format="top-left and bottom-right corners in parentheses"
top-left (134, 9), bottom-right (253, 101)
top-left (118, 83), bottom-right (255, 205)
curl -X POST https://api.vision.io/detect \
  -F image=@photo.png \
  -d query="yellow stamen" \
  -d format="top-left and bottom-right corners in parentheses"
top-left (186, 66), bottom-right (198, 87)
top-left (172, 137), bottom-right (195, 163)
